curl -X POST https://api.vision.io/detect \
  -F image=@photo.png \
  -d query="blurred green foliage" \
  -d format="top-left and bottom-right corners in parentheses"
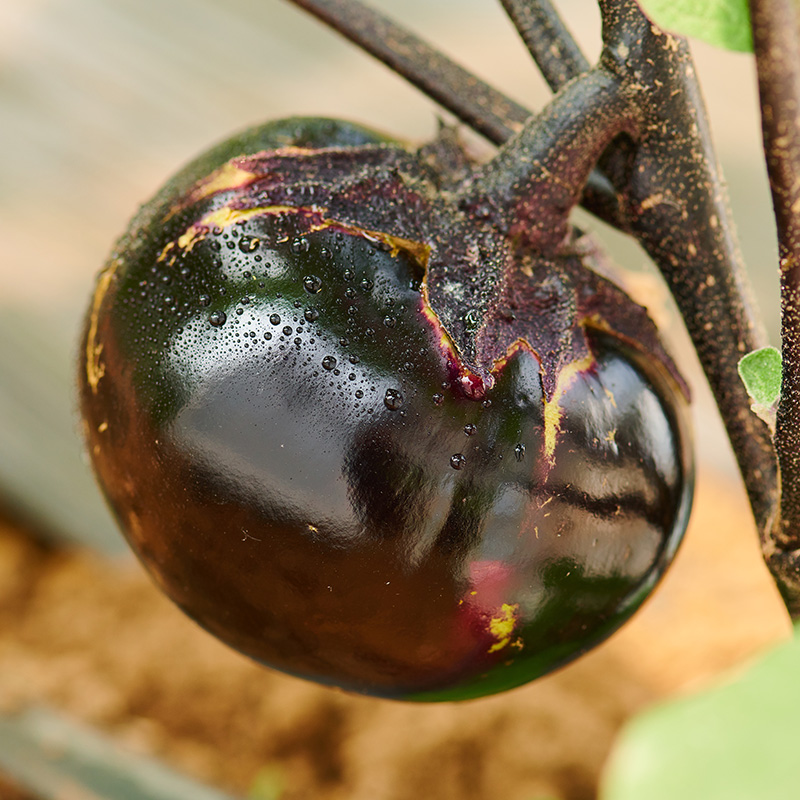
top-left (601, 624), bottom-right (800, 800)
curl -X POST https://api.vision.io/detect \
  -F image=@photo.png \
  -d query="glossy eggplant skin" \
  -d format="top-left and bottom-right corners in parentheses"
top-left (80, 117), bottom-right (693, 701)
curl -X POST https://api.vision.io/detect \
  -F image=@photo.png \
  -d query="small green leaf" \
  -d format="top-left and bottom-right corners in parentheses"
top-left (600, 625), bottom-right (800, 800)
top-left (738, 346), bottom-right (782, 406)
top-left (638, 0), bottom-right (753, 52)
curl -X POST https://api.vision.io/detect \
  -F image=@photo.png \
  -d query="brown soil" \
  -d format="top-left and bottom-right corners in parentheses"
top-left (0, 465), bottom-right (791, 800)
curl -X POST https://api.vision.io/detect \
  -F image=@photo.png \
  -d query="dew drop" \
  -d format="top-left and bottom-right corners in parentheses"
top-left (270, 313), bottom-right (281, 325)
top-left (320, 246), bottom-right (333, 261)
top-left (463, 309), bottom-right (480, 333)
top-left (355, 390), bottom-right (364, 398)
top-left (360, 278), bottom-right (374, 291)
top-left (303, 275), bottom-right (323, 294)
top-left (383, 315), bottom-right (396, 328)
top-left (291, 237), bottom-right (310, 254)
top-left (264, 332), bottom-right (272, 340)
top-left (383, 388), bottom-right (404, 410)
top-left (238, 236), bottom-right (260, 253)
top-left (349, 354), bottom-right (360, 364)
top-left (322, 356), bottom-right (337, 371)
top-left (464, 424), bottom-right (477, 436)
top-left (515, 443), bottom-right (526, 462)
top-left (432, 393), bottom-right (444, 406)
top-left (209, 311), bottom-right (227, 327)
top-left (304, 307), bottom-right (320, 322)
top-left (450, 453), bottom-right (466, 470)
top-left (283, 326), bottom-right (293, 336)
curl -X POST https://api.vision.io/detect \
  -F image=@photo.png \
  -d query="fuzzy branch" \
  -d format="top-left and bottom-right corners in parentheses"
top-left (750, 0), bottom-right (800, 613)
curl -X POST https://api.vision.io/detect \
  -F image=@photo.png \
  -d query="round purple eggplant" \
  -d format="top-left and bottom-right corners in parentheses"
top-left (79, 117), bottom-right (692, 700)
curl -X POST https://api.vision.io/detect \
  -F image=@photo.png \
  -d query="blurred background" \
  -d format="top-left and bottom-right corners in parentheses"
top-left (0, 2), bottom-right (791, 799)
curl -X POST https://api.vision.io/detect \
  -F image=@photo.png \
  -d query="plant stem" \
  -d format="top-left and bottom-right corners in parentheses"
top-left (750, 0), bottom-right (800, 611)
top-left (498, 0), bottom-right (588, 91)
top-left (286, 0), bottom-right (623, 226)
top-left (461, 68), bottom-right (633, 251)
top-left (593, 0), bottom-right (778, 541)
top-left (499, 0), bottom-right (630, 224)
top-left (288, 0), bottom-right (527, 144)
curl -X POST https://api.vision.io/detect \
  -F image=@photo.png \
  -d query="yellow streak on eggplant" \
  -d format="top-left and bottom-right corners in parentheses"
top-left (85, 264), bottom-right (117, 394)
top-left (186, 163), bottom-right (256, 205)
top-left (372, 232), bottom-right (430, 265)
top-left (487, 603), bottom-right (519, 653)
top-left (156, 241), bottom-right (175, 263)
top-left (490, 339), bottom-right (538, 374)
top-left (419, 292), bottom-right (456, 353)
top-left (164, 163), bottom-right (258, 222)
top-left (542, 355), bottom-right (596, 464)
top-left (168, 204), bottom-right (433, 268)
top-left (174, 205), bottom-right (304, 253)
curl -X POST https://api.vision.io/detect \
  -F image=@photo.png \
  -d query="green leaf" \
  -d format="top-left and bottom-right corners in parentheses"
top-left (638, 0), bottom-right (753, 52)
top-left (600, 625), bottom-right (800, 800)
top-left (738, 346), bottom-right (782, 406)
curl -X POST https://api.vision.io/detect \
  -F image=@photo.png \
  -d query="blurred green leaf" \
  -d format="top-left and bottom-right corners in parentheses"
top-left (600, 626), bottom-right (800, 800)
top-left (639, 0), bottom-right (753, 52)
top-left (248, 766), bottom-right (285, 800)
